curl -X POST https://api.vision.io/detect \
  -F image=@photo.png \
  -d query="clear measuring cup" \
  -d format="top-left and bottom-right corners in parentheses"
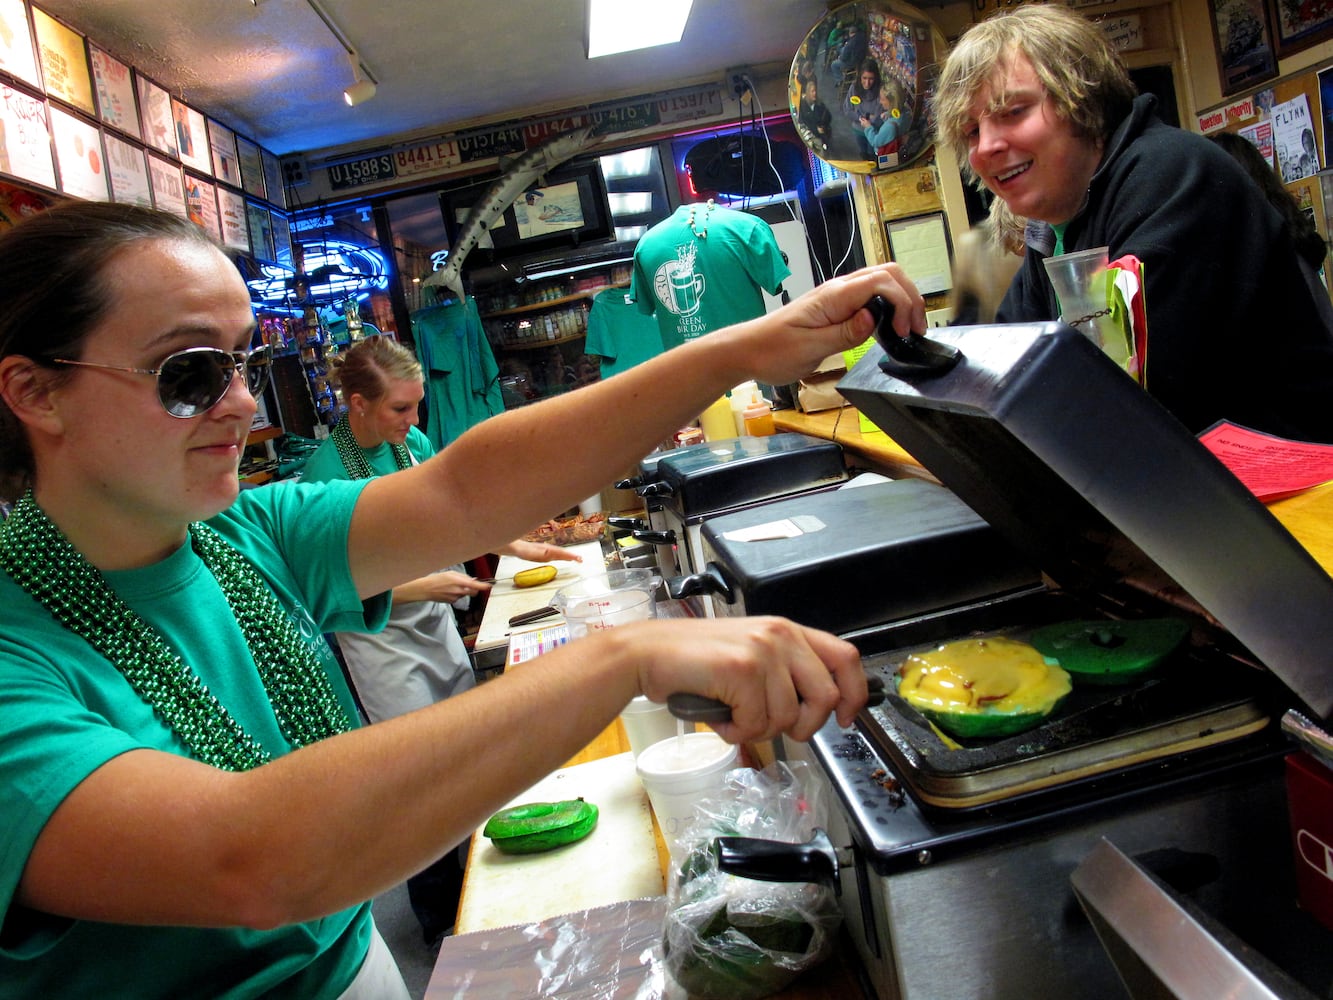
top-left (552, 569), bottom-right (661, 638)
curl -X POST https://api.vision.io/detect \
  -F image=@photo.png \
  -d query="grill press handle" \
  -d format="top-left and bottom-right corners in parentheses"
top-left (606, 516), bottom-right (648, 532)
top-left (667, 675), bottom-right (885, 724)
top-left (667, 564), bottom-right (731, 602)
top-left (633, 529), bottom-right (677, 546)
top-left (713, 828), bottom-right (841, 894)
top-left (865, 295), bottom-right (961, 378)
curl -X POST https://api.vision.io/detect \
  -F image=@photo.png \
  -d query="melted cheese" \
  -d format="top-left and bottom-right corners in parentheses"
top-left (898, 636), bottom-right (1071, 716)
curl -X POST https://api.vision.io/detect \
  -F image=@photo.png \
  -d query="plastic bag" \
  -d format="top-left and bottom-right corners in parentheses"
top-left (660, 761), bottom-right (843, 1000)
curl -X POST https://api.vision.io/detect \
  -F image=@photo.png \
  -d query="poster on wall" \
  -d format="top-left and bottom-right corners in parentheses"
top-left (49, 104), bottom-right (106, 200)
top-left (89, 46), bottom-right (137, 137)
top-left (103, 132), bottom-right (151, 206)
top-left (207, 118), bottom-right (239, 186)
top-left (171, 98), bottom-right (210, 176)
top-left (1208, 0), bottom-right (1279, 97)
top-left (146, 150), bottom-right (185, 217)
top-left (136, 74), bottom-right (175, 158)
top-left (271, 209), bottom-right (293, 269)
top-left (246, 199), bottom-right (274, 261)
top-left (0, 83), bottom-right (55, 189)
top-left (216, 186), bottom-right (249, 251)
top-left (0, 0), bottom-right (41, 89)
top-left (261, 147), bottom-right (285, 208)
top-left (184, 174), bottom-right (221, 240)
top-left (1273, 93), bottom-right (1318, 182)
top-left (235, 135), bottom-right (265, 199)
top-left (1239, 120), bottom-right (1275, 165)
top-left (31, 7), bottom-right (93, 116)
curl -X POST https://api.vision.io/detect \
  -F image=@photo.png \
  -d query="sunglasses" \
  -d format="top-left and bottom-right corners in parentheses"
top-left (50, 344), bottom-right (273, 418)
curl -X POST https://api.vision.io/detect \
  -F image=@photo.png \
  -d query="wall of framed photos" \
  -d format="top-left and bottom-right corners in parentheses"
top-left (0, 0), bottom-right (292, 270)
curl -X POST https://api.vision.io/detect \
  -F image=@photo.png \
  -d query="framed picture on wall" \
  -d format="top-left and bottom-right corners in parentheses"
top-left (103, 132), bottom-right (152, 206)
top-left (136, 73), bottom-right (175, 158)
top-left (885, 211), bottom-right (952, 295)
top-left (31, 6), bottom-right (94, 115)
top-left (89, 45), bottom-right (138, 138)
top-left (49, 104), bottom-right (107, 201)
top-left (171, 98), bottom-right (210, 176)
top-left (1272, 0), bottom-right (1333, 57)
top-left (1208, 0), bottom-right (1279, 96)
top-left (0, 0), bottom-right (41, 89)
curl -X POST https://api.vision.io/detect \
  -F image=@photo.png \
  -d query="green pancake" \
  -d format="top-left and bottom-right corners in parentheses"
top-left (1030, 618), bottom-right (1189, 685)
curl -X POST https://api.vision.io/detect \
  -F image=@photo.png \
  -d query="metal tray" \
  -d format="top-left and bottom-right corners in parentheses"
top-left (849, 588), bottom-right (1279, 809)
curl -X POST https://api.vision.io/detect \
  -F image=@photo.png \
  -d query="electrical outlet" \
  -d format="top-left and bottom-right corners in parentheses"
top-left (724, 66), bottom-right (753, 99)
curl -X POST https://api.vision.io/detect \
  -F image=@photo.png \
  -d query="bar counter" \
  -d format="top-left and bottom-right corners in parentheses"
top-left (433, 409), bottom-right (1332, 997)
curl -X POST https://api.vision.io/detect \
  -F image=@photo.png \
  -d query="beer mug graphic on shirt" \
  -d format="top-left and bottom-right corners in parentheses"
top-left (660, 261), bottom-right (705, 316)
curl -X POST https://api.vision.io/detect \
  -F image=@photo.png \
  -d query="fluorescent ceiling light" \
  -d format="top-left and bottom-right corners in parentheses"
top-left (609, 192), bottom-right (653, 215)
top-left (587, 0), bottom-right (693, 58)
top-left (601, 148), bottom-right (655, 179)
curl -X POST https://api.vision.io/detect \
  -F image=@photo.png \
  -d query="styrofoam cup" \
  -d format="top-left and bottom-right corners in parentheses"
top-left (635, 731), bottom-right (739, 859)
top-left (620, 696), bottom-right (682, 758)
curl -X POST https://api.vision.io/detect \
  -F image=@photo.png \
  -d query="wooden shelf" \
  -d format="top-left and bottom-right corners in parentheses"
top-left (481, 286), bottom-right (613, 319)
top-left (493, 332), bottom-right (586, 352)
top-left (246, 424), bottom-right (283, 445)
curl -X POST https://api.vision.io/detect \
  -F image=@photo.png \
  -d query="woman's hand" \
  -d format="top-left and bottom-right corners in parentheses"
top-left (498, 539), bottom-right (584, 565)
top-left (603, 616), bottom-right (867, 744)
top-left (394, 570), bottom-right (491, 605)
top-left (710, 262), bottom-right (926, 390)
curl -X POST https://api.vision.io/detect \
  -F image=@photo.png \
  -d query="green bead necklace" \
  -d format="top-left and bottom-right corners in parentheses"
top-left (0, 492), bottom-right (353, 771)
top-left (331, 414), bottom-right (411, 480)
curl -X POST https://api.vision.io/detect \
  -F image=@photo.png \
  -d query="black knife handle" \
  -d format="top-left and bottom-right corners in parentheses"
top-left (713, 828), bottom-right (840, 891)
top-left (667, 675), bottom-right (885, 723)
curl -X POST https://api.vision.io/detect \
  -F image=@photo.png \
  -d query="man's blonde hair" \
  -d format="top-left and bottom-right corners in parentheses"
top-left (932, 5), bottom-right (1136, 183)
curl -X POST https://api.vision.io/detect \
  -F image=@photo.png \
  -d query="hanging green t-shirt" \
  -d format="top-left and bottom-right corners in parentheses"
top-left (583, 287), bottom-right (666, 378)
top-left (0, 479), bottom-right (390, 999)
top-left (629, 204), bottom-right (791, 350)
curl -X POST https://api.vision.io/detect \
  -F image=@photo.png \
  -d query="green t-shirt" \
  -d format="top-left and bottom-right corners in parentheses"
top-left (629, 204), bottom-right (791, 350)
top-left (299, 425), bottom-right (433, 484)
top-left (0, 479), bottom-right (390, 998)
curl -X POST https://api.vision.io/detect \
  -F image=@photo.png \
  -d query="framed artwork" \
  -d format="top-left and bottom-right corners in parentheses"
top-left (235, 134), bottom-right (265, 198)
top-left (184, 174), bottom-right (221, 240)
top-left (49, 104), bottom-right (106, 200)
top-left (171, 98), bottom-right (210, 176)
top-left (271, 210), bottom-right (293, 269)
top-left (146, 150), bottom-right (185, 217)
top-left (89, 45), bottom-right (137, 137)
top-left (1209, 0), bottom-right (1279, 97)
top-left (246, 200), bottom-right (274, 261)
top-left (885, 211), bottom-right (952, 295)
top-left (0, 83), bottom-right (55, 189)
top-left (207, 118), bottom-right (239, 186)
top-left (261, 147), bottom-right (285, 208)
top-left (136, 73), bottom-right (175, 157)
top-left (1272, 0), bottom-right (1333, 57)
top-left (0, 0), bottom-right (40, 89)
top-left (216, 186), bottom-right (250, 251)
top-left (31, 7), bottom-right (93, 115)
top-left (103, 132), bottom-right (151, 206)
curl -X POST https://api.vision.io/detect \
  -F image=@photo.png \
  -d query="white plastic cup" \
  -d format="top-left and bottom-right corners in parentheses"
top-left (619, 696), bottom-right (682, 758)
top-left (635, 731), bottom-right (740, 860)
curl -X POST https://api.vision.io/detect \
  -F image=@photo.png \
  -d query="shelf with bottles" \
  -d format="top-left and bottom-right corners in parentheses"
top-left (475, 263), bottom-right (632, 318)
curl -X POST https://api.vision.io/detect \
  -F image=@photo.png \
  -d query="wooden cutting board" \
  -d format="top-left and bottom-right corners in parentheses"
top-left (456, 751), bottom-right (665, 934)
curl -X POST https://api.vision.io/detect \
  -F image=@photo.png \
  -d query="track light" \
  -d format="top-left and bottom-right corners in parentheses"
top-left (344, 78), bottom-right (376, 106)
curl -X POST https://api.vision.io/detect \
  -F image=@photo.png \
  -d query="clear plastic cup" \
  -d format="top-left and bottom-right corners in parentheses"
top-left (1043, 247), bottom-right (1110, 330)
top-left (619, 696), bottom-right (682, 758)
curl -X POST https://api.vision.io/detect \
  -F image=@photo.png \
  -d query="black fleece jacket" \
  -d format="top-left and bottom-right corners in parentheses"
top-left (998, 95), bottom-right (1333, 443)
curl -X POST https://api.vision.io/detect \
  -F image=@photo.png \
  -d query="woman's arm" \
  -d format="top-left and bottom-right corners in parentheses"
top-left (19, 615), bottom-right (864, 928)
top-left (347, 264), bottom-right (924, 598)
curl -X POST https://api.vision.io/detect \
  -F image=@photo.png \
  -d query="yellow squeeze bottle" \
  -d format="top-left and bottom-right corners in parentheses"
top-left (700, 394), bottom-right (735, 441)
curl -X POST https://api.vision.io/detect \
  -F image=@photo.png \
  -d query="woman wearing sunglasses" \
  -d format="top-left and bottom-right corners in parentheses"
top-left (0, 201), bottom-right (899, 997)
